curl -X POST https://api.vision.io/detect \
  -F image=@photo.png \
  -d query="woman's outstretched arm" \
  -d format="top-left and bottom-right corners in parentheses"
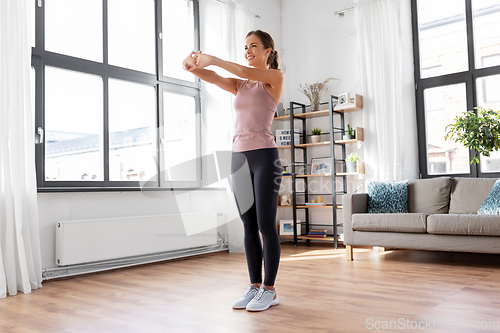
top-left (182, 51), bottom-right (240, 95)
top-left (189, 53), bottom-right (283, 88)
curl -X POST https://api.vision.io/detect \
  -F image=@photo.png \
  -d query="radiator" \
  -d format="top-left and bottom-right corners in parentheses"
top-left (56, 211), bottom-right (224, 266)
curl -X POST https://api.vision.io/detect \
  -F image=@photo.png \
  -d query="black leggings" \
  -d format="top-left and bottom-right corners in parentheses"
top-left (230, 147), bottom-right (282, 286)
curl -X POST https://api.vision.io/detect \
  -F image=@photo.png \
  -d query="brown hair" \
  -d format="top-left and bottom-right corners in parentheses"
top-left (246, 30), bottom-right (279, 70)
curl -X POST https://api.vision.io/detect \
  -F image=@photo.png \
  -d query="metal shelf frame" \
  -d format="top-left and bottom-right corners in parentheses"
top-left (288, 96), bottom-right (347, 248)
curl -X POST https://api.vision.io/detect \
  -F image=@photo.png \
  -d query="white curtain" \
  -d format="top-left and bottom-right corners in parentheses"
top-left (0, 0), bottom-right (43, 297)
top-left (355, 0), bottom-right (419, 182)
top-left (199, 0), bottom-right (255, 253)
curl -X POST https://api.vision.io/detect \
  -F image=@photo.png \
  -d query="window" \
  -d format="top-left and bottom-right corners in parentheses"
top-left (45, 0), bottom-right (103, 62)
top-left (481, 56), bottom-right (500, 103)
top-left (162, 0), bottom-right (196, 81)
top-left (412, 0), bottom-right (500, 178)
top-left (108, 79), bottom-right (157, 181)
top-left (424, 83), bottom-right (469, 175)
top-left (32, 0), bottom-right (201, 190)
top-left (422, 82), bottom-right (444, 111)
top-left (476, 72), bottom-right (500, 171)
top-left (108, 0), bottom-right (156, 74)
top-left (44, 67), bottom-right (104, 181)
top-left (417, 0), bottom-right (469, 79)
top-left (429, 162), bottom-right (447, 174)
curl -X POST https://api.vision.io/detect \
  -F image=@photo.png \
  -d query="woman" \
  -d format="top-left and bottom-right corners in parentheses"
top-left (182, 30), bottom-right (283, 312)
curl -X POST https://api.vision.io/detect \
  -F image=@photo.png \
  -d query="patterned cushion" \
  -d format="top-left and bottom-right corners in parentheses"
top-left (367, 180), bottom-right (409, 213)
top-left (477, 180), bottom-right (500, 214)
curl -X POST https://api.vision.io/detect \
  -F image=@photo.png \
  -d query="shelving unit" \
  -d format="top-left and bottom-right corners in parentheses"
top-left (274, 94), bottom-right (363, 248)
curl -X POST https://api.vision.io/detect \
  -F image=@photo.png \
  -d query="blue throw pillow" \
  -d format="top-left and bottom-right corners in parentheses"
top-left (477, 180), bottom-right (500, 214)
top-left (367, 180), bottom-right (408, 213)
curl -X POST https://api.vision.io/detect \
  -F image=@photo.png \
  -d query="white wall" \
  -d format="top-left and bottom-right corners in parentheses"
top-left (281, 0), bottom-right (360, 105)
top-left (238, 0), bottom-right (282, 45)
top-left (280, 0), bottom-right (364, 177)
top-left (38, 190), bottom-right (233, 269)
top-left (37, 0), bottom-right (282, 270)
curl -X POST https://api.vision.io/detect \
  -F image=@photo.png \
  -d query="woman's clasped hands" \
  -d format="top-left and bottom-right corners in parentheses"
top-left (182, 51), bottom-right (215, 71)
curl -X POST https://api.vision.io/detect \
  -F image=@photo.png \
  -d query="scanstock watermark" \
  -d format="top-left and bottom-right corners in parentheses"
top-left (137, 147), bottom-right (283, 236)
top-left (136, 146), bottom-right (358, 236)
top-left (366, 317), bottom-right (500, 330)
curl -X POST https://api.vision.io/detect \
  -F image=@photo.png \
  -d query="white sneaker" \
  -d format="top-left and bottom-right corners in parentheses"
top-left (232, 284), bottom-right (260, 309)
top-left (246, 284), bottom-right (279, 311)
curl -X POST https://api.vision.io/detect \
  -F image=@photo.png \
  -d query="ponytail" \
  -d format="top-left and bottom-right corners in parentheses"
top-left (268, 50), bottom-right (279, 70)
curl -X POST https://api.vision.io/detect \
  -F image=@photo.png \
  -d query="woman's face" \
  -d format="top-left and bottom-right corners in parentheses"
top-left (244, 34), bottom-right (270, 68)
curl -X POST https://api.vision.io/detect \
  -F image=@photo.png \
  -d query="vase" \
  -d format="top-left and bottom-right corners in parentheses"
top-left (346, 161), bottom-right (356, 173)
top-left (310, 96), bottom-right (320, 111)
top-left (311, 135), bottom-right (321, 143)
top-left (312, 101), bottom-right (320, 111)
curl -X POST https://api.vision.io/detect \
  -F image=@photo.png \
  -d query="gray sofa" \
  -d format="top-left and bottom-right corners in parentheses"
top-left (342, 177), bottom-right (500, 260)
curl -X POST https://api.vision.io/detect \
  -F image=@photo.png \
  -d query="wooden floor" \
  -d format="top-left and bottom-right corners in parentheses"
top-left (2, 243), bottom-right (500, 333)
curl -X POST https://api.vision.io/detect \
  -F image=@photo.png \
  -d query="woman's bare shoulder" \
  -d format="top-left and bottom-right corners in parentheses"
top-left (234, 78), bottom-right (246, 94)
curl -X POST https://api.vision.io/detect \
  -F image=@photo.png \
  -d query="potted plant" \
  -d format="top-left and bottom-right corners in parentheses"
top-left (311, 127), bottom-right (322, 143)
top-left (299, 77), bottom-right (339, 111)
top-left (343, 124), bottom-right (356, 140)
top-left (445, 107), bottom-right (500, 164)
top-left (345, 152), bottom-right (359, 173)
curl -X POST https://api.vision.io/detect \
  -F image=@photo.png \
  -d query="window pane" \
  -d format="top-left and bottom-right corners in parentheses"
top-left (109, 79), bottom-right (157, 181)
top-left (45, 67), bottom-right (103, 181)
top-left (162, 0), bottom-right (195, 82)
top-left (108, 0), bottom-right (155, 73)
top-left (473, 0), bottom-right (500, 69)
top-left (424, 83), bottom-right (470, 175)
top-left (418, 0), bottom-right (468, 78)
top-left (477, 74), bottom-right (500, 172)
top-left (163, 92), bottom-right (197, 182)
top-left (45, 0), bottom-right (102, 62)
top-left (424, 85), bottom-right (444, 111)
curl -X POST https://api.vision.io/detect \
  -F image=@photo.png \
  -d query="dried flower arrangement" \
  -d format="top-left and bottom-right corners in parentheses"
top-left (298, 77), bottom-right (338, 111)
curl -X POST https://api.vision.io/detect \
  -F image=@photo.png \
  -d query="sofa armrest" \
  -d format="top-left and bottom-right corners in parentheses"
top-left (342, 193), bottom-right (368, 244)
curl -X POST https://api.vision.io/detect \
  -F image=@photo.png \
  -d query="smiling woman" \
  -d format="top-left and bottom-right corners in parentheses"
top-left (182, 30), bottom-right (284, 312)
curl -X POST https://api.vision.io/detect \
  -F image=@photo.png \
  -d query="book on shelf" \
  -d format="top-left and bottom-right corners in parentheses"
top-left (306, 234), bottom-right (327, 238)
top-left (305, 203), bottom-right (327, 206)
top-left (310, 229), bottom-right (327, 233)
top-left (307, 227), bottom-right (327, 237)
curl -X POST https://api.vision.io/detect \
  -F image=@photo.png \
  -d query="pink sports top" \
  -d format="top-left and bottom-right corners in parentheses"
top-left (232, 79), bottom-right (278, 152)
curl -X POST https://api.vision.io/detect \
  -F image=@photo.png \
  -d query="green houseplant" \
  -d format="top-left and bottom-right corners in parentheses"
top-left (344, 124), bottom-right (356, 140)
top-left (345, 152), bottom-right (359, 173)
top-left (311, 127), bottom-right (322, 143)
top-left (445, 107), bottom-right (500, 164)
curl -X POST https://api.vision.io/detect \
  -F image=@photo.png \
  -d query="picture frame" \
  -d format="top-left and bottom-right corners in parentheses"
top-left (310, 156), bottom-right (332, 175)
top-left (279, 220), bottom-right (301, 235)
top-left (338, 92), bottom-right (351, 105)
top-left (280, 194), bottom-right (291, 206)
